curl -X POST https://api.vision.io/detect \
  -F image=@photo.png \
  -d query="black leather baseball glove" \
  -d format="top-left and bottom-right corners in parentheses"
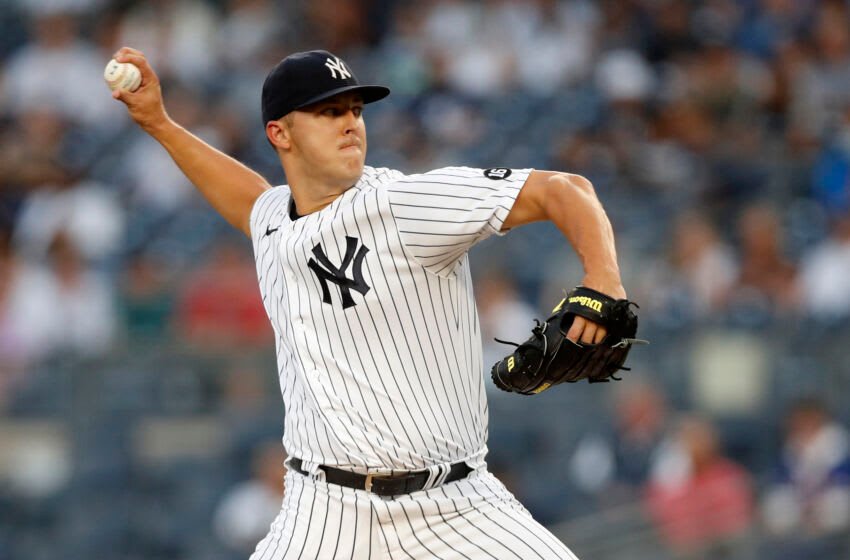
top-left (491, 287), bottom-right (646, 395)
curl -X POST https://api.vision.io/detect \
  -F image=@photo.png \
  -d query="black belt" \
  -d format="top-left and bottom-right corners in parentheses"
top-left (289, 458), bottom-right (473, 496)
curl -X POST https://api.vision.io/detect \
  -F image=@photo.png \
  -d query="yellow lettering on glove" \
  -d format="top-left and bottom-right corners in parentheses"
top-left (568, 296), bottom-right (603, 313)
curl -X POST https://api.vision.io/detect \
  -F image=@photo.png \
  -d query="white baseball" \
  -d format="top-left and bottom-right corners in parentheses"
top-left (104, 59), bottom-right (142, 92)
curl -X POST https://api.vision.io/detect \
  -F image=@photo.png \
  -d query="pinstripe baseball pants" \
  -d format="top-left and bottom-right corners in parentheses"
top-left (249, 466), bottom-right (579, 560)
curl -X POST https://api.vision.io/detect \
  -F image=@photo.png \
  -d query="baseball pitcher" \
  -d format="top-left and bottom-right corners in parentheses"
top-left (111, 46), bottom-right (642, 559)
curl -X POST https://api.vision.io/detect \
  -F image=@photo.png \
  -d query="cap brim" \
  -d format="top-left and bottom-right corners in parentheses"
top-left (294, 85), bottom-right (390, 111)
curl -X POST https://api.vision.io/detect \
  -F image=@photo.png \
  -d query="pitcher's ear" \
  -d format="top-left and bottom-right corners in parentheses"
top-left (266, 119), bottom-right (291, 150)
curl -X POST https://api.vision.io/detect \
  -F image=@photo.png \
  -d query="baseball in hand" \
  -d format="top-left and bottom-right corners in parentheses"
top-left (104, 59), bottom-right (141, 92)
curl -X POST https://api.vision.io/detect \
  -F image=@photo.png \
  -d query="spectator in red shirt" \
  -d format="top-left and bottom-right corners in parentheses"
top-left (645, 416), bottom-right (754, 559)
top-left (175, 238), bottom-right (272, 350)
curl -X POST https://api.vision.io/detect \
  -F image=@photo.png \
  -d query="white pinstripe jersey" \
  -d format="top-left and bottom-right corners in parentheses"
top-left (249, 165), bottom-right (531, 474)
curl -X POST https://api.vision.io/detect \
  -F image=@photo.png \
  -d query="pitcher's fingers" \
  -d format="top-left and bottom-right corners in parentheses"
top-left (566, 316), bottom-right (586, 343)
top-left (114, 46), bottom-right (144, 59)
top-left (593, 326), bottom-right (607, 344)
top-left (580, 322), bottom-right (599, 345)
top-left (114, 51), bottom-right (157, 84)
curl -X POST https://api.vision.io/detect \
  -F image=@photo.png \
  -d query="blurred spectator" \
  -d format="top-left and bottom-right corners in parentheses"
top-left (2, 7), bottom-right (123, 129)
top-left (0, 228), bottom-right (117, 377)
top-left (653, 98), bottom-right (718, 158)
top-left (40, 231), bottom-right (117, 357)
top-left (118, 252), bottom-right (176, 342)
top-left (569, 379), bottom-right (672, 502)
top-left (736, 0), bottom-right (812, 60)
top-left (684, 44), bottom-right (774, 123)
top-left (216, 0), bottom-right (286, 71)
top-left (373, 3), bottom-right (432, 98)
top-left (812, 106), bottom-right (850, 215)
top-left (475, 272), bottom-right (538, 391)
top-left (114, 0), bottom-right (220, 89)
top-left (595, 48), bottom-right (656, 105)
top-left (213, 440), bottom-right (285, 555)
top-left (790, 1), bottom-right (850, 141)
top-left (645, 416), bottom-right (754, 559)
top-left (416, 87), bottom-right (487, 162)
top-left (596, 0), bottom-right (643, 50)
top-left (640, 211), bottom-right (737, 322)
top-left (691, 0), bottom-right (742, 47)
top-left (798, 212), bottom-right (850, 321)
top-left (761, 398), bottom-right (850, 539)
top-left (175, 238), bottom-right (271, 350)
top-left (626, 106), bottom-right (707, 197)
top-left (642, 0), bottom-right (699, 64)
top-left (12, 168), bottom-right (124, 263)
top-left (0, 109), bottom-right (71, 222)
top-left (420, 0), bottom-right (477, 52)
top-left (422, 1), bottom-right (514, 97)
top-left (304, 0), bottom-right (374, 51)
top-left (513, 0), bottom-right (599, 95)
top-left (769, 39), bottom-right (814, 145)
top-left (1, 227), bottom-right (115, 389)
top-left (729, 204), bottom-right (798, 315)
top-left (0, 227), bottom-right (51, 404)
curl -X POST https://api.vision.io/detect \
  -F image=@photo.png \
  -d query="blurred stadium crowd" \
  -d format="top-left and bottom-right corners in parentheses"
top-left (1, 0), bottom-right (850, 559)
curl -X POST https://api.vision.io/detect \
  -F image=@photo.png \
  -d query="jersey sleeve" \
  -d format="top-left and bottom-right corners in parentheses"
top-left (386, 166), bottom-right (532, 275)
top-left (249, 185), bottom-right (289, 241)
top-left (248, 186), bottom-right (290, 262)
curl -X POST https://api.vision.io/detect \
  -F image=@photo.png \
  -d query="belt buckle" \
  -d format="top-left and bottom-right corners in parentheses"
top-left (364, 473), bottom-right (386, 493)
top-left (364, 473), bottom-right (389, 492)
top-left (364, 472), bottom-right (403, 493)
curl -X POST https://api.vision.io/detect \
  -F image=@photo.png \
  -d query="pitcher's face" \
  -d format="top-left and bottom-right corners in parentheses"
top-left (286, 92), bottom-right (367, 188)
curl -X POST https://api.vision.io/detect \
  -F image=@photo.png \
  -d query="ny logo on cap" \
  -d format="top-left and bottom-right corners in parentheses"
top-left (325, 57), bottom-right (352, 80)
top-left (308, 236), bottom-right (370, 309)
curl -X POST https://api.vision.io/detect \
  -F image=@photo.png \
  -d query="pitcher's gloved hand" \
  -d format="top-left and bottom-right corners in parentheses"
top-left (491, 287), bottom-right (647, 395)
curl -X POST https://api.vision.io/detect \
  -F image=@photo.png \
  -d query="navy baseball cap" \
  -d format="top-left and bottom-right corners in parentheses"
top-left (261, 50), bottom-right (390, 124)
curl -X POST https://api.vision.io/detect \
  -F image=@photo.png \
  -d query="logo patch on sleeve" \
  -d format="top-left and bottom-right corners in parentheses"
top-left (483, 168), bottom-right (512, 180)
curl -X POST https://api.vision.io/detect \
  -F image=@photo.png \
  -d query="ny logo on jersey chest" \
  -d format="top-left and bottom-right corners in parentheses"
top-left (307, 236), bottom-right (371, 309)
